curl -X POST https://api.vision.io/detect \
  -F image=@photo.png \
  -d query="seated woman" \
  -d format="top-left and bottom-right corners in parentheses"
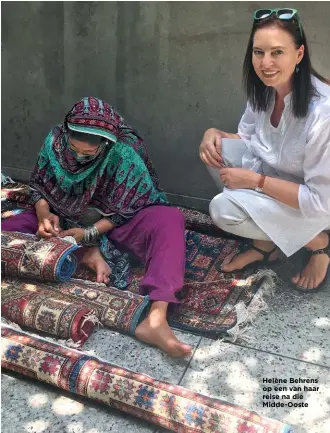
top-left (199, 8), bottom-right (330, 292)
top-left (2, 96), bottom-right (192, 357)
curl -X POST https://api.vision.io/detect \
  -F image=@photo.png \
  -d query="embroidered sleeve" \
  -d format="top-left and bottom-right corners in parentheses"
top-left (105, 214), bottom-right (128, 226)
top-left (298, 116), bottom-right (330, 218)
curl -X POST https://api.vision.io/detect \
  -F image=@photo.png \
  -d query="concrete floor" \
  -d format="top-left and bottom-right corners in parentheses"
top-left (2, 277), bottom-right (330, 433)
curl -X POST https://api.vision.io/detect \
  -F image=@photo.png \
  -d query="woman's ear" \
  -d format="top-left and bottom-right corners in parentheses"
top-left (297, 44), bottom-right (305, 64)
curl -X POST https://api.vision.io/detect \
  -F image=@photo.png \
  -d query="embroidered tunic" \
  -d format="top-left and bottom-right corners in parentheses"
top-left (224, 76), bottom-right (330, 256)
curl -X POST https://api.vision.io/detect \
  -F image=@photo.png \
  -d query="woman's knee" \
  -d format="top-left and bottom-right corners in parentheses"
top-left (152, 206), bottom-right (184, 227)
top-left (140, 206), bottom-right (185, 234)
top-left (209, 194), bottom-right (246, 230)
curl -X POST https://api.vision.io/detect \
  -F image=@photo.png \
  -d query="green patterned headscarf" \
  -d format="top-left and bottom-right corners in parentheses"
top-left (30, 97), bottom-right (168, 225)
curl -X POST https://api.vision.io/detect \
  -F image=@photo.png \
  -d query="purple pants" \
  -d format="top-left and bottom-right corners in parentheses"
top-left (1, 206), bottom-right (185, 303)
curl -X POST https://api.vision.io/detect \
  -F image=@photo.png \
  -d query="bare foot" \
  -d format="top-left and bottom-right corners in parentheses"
top-left (135, 302), bottom-right (192, 357)
top-left (292, 233), bottom-right (330, 290)
top-left (81, 246), bottom-right (111, 284)
top-left (222, 240), bottom-right (280, 272)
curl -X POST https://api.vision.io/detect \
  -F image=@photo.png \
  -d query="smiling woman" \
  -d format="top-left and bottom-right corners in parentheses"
top-left (199, 8), bottom-right (330, 293)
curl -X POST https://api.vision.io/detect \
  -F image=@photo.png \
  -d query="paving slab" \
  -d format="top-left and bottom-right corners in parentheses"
top-left (82, 328), bottom-right (201, 383)
top-left (181, 338), bottom-right (330, 433)
top-left (238, 275), bottom-right (330, 368)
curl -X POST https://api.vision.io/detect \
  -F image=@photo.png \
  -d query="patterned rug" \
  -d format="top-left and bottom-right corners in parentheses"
top-left (1, 277), bottom-right (96, 344)
top-left (1, 180), bottom-right (31, 203)
top-left (1, 325), bottom-right (293, 433)
top-left (75, 231), bottom-right (275, 340)
top-left (1, 179), bottom-right (275, 340)
top-left (2, 276), bottom-right (150, 337)
top-left (1, 231), bottom-right (79, 281)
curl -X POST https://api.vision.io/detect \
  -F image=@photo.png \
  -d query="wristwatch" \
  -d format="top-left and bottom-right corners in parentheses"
top-left (255, 174), bottom-right (266, 193)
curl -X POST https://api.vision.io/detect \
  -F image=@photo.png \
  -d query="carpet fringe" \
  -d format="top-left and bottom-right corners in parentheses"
top-left (1, 173), bottom-right (16, 185)
top-left (81, 311), bottom-right (103, 332)
top-left (226, 269), bottom-right (277, 343)
top-left (1, 318), bottom-right (86, 349)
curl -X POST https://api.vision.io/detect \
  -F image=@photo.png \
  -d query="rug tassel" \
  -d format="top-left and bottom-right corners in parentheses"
top-left (226, 269), bottom-right (277, 343)
top-left (57, 338), bottom-right (84, 348)
top-left (1, 318), bottom-right (23, 331)
top-left (1, 173), bottom-right (16, 185)
top-left (1, 318), bottom-right (84, 349)
top-left (81, 311), bottom-right (103, 329)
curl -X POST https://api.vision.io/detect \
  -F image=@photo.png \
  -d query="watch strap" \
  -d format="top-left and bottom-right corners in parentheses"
top-left (255, 174), bottom-right (266, 193)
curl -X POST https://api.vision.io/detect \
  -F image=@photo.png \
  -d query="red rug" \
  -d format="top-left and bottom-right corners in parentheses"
top-left (1, 277), bottom-right (95, 344)
top-left (75, 231), bottom-right (274, 340)
top-left (1, 325), bottom-right (293, 433)
top-left (1, 231), bottom-right (79, 281)
top-left (2, 276), bottom-right (150, 337)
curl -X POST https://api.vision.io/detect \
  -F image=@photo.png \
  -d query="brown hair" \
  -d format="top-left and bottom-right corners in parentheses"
top-left (242, 14), bottom-right (330, 117)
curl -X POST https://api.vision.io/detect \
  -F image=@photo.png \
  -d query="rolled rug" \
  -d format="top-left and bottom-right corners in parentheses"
top-left (3, 276), bottom-right (150, 337)
top-left (1, 277), bottom-right (96, 344)
top-left (1, 325), bottom-right (293, 433)
top-left (1, 180), bottom-right (31, 203)
top-left (1, 231), bottom-right (79, 281)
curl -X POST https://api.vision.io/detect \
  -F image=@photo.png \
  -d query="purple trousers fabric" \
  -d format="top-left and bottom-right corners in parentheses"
top-left (1, 206), bottom-right (185, 303)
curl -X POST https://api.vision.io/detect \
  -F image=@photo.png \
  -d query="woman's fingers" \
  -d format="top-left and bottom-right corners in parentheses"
top-left (206, 141), bottom-right (223, 164)
top-left (59, 229), bottom-right (75, 238)
top-left (204, 149), bottom-right (222, 168)
top-left (200, 149), bottom-right (222, 168)
top-left (37, 223), bottom-right (53, 239)
top-left (51, 215), bottom-right (61, 233)
top-left (43, 218), bottom-right (58, 236)
top-left (214, 134), bottom-right (223, 157)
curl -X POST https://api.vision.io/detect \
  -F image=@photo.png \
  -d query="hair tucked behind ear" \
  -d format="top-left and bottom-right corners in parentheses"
top-left (243, 15), bottom-right (330, 118)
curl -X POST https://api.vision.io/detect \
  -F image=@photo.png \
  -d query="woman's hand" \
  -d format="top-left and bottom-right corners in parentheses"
top-left (37, 213), bottom-right (62, 239)
top-left (59, 228), bottom-right (85, 243)
top-left (199, 128), bottom-right (224, 168)
top-left (220, 167), bottom-right (260, 190)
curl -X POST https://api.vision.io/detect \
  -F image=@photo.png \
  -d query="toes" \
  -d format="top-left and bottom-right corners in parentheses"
top-left (291, 273), bottom-right (300, 283)
top-left (299, 277), bottom-right (308, 289)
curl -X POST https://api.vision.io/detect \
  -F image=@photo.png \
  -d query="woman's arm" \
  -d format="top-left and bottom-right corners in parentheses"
top-left (221, 168), bottom-right (301, 209)
top-left (263, 116), bottom-right (330, 214)
top-left (59, 218), bottom-right (116, 242)
top-left (261, 175), bottom-right (300, 209)
top-left (94, 218), bottom-right (116, 234)
top-left (35, 199), bottom-right (50, 219)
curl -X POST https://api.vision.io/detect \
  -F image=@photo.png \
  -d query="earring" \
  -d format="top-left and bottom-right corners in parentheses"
top-left (296, 65), bottom-right (300, 73)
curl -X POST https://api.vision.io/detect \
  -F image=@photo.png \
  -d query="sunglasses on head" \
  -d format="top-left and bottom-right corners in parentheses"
top-left (253, 8), bottom-right (303, 37)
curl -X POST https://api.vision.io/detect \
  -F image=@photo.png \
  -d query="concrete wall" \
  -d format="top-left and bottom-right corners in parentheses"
top-left (2, 1), bottom-right (330, 211)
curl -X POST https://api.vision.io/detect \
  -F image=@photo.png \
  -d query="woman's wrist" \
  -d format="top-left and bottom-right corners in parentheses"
top-left (94, 218), bottom-right (116, 235)
top-left (35, 199), bottom-right (50, 220)
top-left (249, 172), bottom-right (262, 189)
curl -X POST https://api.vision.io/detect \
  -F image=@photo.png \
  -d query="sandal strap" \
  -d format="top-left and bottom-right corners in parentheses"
top-left (312, 247), bottom-right (330, 257)
top-left (311, 234), bottom-right (330, 257)
top-left (250, 245), bottom-right (278, 260)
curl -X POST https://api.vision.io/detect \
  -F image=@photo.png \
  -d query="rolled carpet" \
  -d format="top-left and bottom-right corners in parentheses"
top-left (1, 325), bottom-right (293, 433)
top-left (1, 231), bottom-right (79, 281)
top-left (1, 277), bottom-right (96, 344)
top-left (2, 276), bottom-right (150, 337)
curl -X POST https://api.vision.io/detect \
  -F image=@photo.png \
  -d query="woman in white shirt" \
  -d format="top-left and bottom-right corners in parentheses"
top-left (199, 8), bottom-right (330, 292)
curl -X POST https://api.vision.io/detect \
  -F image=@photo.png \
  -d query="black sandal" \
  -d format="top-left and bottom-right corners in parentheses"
top-left (291, 241), bottom-right (330, 293)
top-left (220, 241), bottom-right (280, 273)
